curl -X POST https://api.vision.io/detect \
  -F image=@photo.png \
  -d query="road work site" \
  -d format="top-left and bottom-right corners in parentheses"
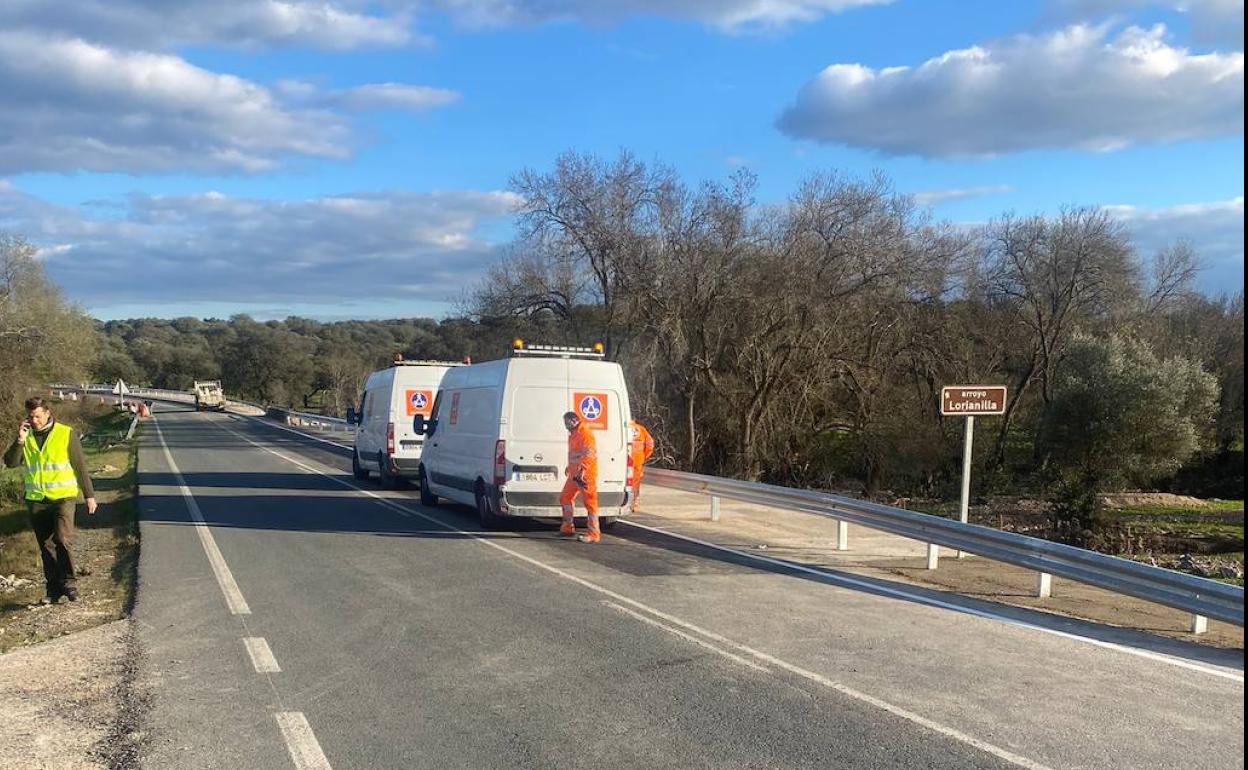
top-left (6, 398), bottom-right (1240, 770)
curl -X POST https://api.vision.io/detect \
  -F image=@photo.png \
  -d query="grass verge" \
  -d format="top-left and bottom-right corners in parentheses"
top-left (0, 400), bottom-right (141, 652)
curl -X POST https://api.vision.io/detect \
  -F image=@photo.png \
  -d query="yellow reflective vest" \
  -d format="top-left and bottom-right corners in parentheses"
top-left (23, 423), bottom-right (80, 502)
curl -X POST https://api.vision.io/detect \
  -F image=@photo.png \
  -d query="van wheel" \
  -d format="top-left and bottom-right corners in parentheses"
top-left (600, 516), bottom-right (618, 532)
top-left (352, 450), bottom-right (370, 481)
top-left (378, 452), bottom-right (398, 490)
top-left (475, 485), bottom-right (502, 530)
top-left (419, 467), bottom-right (438, 507)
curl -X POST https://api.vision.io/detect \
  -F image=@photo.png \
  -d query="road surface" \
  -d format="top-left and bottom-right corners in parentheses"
top-left (133, 405), bottom-right (1244, 770)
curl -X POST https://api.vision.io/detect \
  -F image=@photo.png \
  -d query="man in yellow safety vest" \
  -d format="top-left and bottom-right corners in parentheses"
top-left (3, 397), bottom-right (97, 604)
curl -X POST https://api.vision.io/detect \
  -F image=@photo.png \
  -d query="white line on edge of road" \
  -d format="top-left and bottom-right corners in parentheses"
top-left (275, 712), bottom-right (334, 770)
top-left (243, 637), bottom-right (282, 674)
top-left (243, 411), bottom-right (1245, 685)
top-left (217, 423), bottom-right (1057, 770)
top-left (621, 521), bottom-right (1246, 684)
top-left (152, 417), bottom-right (251, 615)
top-left (602, 600), bottom-right (769, 672)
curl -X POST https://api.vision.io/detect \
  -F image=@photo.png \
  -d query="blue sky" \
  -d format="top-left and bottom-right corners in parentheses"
top-left (0, 0), bottom-right (1242, 320)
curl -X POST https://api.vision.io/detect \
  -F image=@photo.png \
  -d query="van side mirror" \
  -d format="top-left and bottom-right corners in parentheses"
top-left (413, 415), bottom-right (437, 436)
top-left (346, 407), bottom-right (359, 425)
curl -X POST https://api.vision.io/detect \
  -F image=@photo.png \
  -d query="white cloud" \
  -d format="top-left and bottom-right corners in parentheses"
top-left (278, 80), bottom-right (463, 112)
top-left (0, 0), bottom-right (413, 51)
top-left (777, 24), bottom-right (1243, 157)
top-left (1105, 196), bottom-right (1244, 292)
top-left (1055, 0), bottom-right (1243, 49)
top-left (0, 32), bottom-right (459, 174)
top-left (912, 184), bottom-right (1014, 207)
top-left (0, 182), bottom-right (521, 308)
top-left (427, 0), bottom-right (891, 32)
top-left (1, 0), bottom-right (891, 49)
top-left (0, 31), bottom-right (353, 173)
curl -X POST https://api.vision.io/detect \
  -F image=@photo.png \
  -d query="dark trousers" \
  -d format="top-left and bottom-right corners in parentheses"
top-left (28, 498), bottom-right (78, 595)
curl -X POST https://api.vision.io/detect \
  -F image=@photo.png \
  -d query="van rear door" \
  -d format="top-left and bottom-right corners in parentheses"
top-left (390, 369), bottom-right (442, 459)
top-left (504, 386), bottom-right (568, 483)
top-left (504, 386), bottom-right (627, 487)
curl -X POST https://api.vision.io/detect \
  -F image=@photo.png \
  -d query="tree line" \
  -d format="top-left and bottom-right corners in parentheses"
top-left (1, 234), bottom-right (94, 418)
top-left (466, 152), bottom-right (1242, 520)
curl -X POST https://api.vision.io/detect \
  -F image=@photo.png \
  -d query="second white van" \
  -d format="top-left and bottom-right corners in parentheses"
top-left (415, 342), bottom-right (633, 528)
top-left (350, 359), bottom-right (463, 489)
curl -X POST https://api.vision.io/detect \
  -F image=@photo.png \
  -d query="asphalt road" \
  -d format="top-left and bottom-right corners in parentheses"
top-left (134, 405), bottom-right (1245, 770)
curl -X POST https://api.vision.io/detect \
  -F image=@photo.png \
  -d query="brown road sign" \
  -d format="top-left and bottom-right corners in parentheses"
top-left (941, 385), bottom-right (1007, 416)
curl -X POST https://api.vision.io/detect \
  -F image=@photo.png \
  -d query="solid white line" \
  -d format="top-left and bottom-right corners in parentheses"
top-left (275, 712), bottom-right (333, 770)
top-left (243, 637), bottom-right (282, 673)
top-left (221, 415), bottom-right (1246, 684)
top-left (216, 423), bottom-right (1059, 770)
top-left (152, 417), bottom-right (251, 615)
top-left (621, 520), bottom-right (1246, 684)
top-left (601, 601), bottom-right (769, 672)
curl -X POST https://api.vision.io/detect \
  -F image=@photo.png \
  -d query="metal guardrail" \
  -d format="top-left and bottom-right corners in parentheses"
top-left (73, 384), bottom-right (351, 432)
top-left (646, 467), bottom-right (1245, 628)
top-left (265, 406), bottom-right (353, 433)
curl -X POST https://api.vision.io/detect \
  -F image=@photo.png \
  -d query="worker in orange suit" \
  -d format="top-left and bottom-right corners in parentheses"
top-left (559, 411), bottom-right (600, 543)
top-left (629, 420), bottom-right (655, 512)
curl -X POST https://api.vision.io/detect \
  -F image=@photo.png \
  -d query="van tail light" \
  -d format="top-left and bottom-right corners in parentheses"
top-left (626, 452), bottom-right (636, 484)
top-left (493, 440), bottom-right (507, 487)
top-left (386, 422), bottom-right (395, 456)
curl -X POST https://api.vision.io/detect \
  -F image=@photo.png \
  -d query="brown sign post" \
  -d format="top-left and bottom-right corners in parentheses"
top-left (933, 385), bottom-right (1008, 568)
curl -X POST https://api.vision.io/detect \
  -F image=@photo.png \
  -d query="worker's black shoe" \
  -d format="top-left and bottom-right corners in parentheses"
top-left (63, 587), bottom-right (79, 602)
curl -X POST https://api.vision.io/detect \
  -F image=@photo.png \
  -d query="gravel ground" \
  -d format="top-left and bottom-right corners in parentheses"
top-left (0, 618), bottom-right (148, 769)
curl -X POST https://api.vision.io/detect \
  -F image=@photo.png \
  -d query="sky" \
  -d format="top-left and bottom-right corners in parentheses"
top-left (0, 0), bottom-right (1242, 321)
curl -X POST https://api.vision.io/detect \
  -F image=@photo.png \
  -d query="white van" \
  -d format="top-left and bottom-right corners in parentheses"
top-left (415, 342), bottom-right (633, 529)
top-left (350, 360), bottom-right (463, 489)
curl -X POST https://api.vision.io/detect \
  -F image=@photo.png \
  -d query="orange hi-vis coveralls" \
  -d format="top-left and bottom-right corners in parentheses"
top-left (629, 421), bottom-right (655, 512)
top-left (560, 422), bottom-right (600, 540)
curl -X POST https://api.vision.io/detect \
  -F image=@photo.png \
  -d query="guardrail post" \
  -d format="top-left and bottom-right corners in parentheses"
top-left (1036, 572), bottom-right (1052, 598)
top-left (1190, 614), bottom-right (1208, 634)
top-left (710, 496), bottom-right (721, 522)
top-left (836, 520), bottom-right (848, 551)
top-left (926, 543), bottom-right (939, 570)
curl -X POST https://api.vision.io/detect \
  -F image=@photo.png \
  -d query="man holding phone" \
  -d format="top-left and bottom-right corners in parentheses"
top-left (3, 397), bottom-right (97, 604)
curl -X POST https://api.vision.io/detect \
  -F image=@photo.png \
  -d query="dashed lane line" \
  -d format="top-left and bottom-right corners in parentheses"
top-left (217, 421), bottom-right (1058, 770)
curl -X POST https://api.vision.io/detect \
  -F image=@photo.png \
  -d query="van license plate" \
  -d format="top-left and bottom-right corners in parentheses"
top-left (514, 472), bottom-right (556, 482)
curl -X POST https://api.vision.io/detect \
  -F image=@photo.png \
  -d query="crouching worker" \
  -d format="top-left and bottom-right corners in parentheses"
top-left (559, 411), bottom-right (600, 544)
top-left (4, 397), bottom-right (97, 604)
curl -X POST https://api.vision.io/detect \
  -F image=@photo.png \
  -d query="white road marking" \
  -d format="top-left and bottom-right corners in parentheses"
top-left (222, 414), bottom-right (1246, 684)
top-left (216, 422), bottom-right (1060, 770)
top-left (622, 520), bottom-right (1246, 684)
top-left (602, 601), bottom-right (769, 672)
top-left (244, 637), bottom-right (282, 673)
top-left (275, 712), bottom-right (333, 770)
top-left (153, 417), bottom-right (251, 615)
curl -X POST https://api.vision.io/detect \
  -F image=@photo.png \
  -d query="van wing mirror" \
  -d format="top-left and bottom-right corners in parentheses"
top-left (412, 414), bottom-right (429, 435)
top-left (346, 407), bottom-right (358, 425)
